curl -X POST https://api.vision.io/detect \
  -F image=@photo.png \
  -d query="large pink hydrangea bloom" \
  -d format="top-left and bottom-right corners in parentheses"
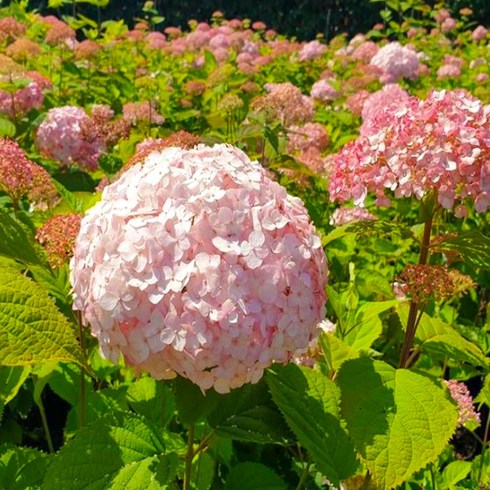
top-left (35, 105), bottom-right (105, 171)
top-left (71, 144), bottom-right (327, 393)
top-left (369, 42), bottom-right (419, 83)
top-left (329, 89), bottom-right (490, 213)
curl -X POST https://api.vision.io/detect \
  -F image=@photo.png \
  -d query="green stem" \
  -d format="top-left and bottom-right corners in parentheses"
top-left (183, 422), bottom-right (195, 490)
top-left (478, 410), bottom-right (490, 483)
top-left (399, 214), bottom-right (434, 368)
top-left (38, 397), bottom-right (55, 454)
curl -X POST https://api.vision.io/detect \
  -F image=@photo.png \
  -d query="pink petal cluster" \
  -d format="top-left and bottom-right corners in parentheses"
top-left (472, 25), bottom-right (488, 42)
top-left (122, 100), bottom-right (164, 126)
top-left (310, 79), bottom-right (339, 102)
top-left (369, 42), bottom-right (420, 84)
top-left (35, 105), bottom-right (105, 171)
top-left (298, 40), bottom-right (326, 62)
top-left (70, 144), bottom-right (327, 393)
top-left (287, 122), bottom-right (329, 154)
top-left (360, 84), bottom-right (410, 137)
top-left (445, 380), bottom-right (480, 426)
top-left (330, 206), bottom-right (377, 226)
top-left (329, 89), bottom-right (490, 213)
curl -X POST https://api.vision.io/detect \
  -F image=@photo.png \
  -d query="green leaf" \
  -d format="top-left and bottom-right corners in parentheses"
top-left (208, 380), bottom-right (290, 444)
top-left (0, 117), bottom-right (16, 138)
top-left (267, 364), bottom-right (359, 485)
top-left (0, 210), bottom-right (44, 266)
top-left (0, 366), bottom-right (31, 422)
top-left (439, 460), bottom-right (471, 489)
top-left (52, 180), bottom-right (84, 213)
top-left (397, 305), bottom-right (489, 368)
top-left (0, 445), bottom-right (51, 490)
top-left (0, 268), bottom-right (83, 366)
top-left (434, 231), bottom-right (490, 270)
top-left (318, 333), bottom-right (358, 372)
top-left (343, 300), bottom-right (400, 351)
top-left (174, 377), bottom-right (219, 426)
top-left (224, 463), bottom-right (286, 490)
top-left (191, 452), bottom-right (214, 490)
top-left (337, 357), bottom-right (458, 490)
top-left (474, 373), bottom-right (490, 406)
top-left (42, 412), bottom-right (177, 489)
top-left (127, 377), bottom-right (175, 428)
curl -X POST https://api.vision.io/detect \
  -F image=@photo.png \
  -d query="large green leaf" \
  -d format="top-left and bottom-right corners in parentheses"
top-left (0, 445), bottom-right (51, 490)
top-left (343, 300), bottom-right (400, 351)
top-left (0, 366), bottom-right (31, 422)
top-left (0, 210), bottom-right (44, 266)
top-left (174, 377), bottom-right (219, 426)
top-left (337, 357), bottom-right (458, 490)
top-left (319, 333), bottom-right (359, 372)
top-left (42, 412), bottom-right (180, 489)
top-left (0, 268), bottom-right (83, 366)
top-left (224, 463), bottom-right (286, 490)
top-left (434, 230), bottom-right (490, 270)
top-left (267, 364), bottom-right (358, 485)
top-left (397, 305), bottom-right (489, 368)
top-left (208, 380), bottom-right (290, 444)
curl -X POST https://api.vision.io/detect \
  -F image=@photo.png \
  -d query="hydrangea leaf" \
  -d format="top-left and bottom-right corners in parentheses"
top-left (434, 231), bottom-right (490, 270)
top-left (42, 412), bottom-right (179, 489)
top-left (0, 366), bottom-right (31, 423)
top-left (208, 380), bottom-right (290, 444)
top-left (267, 363), bottom-right (359, 485)
top-left (224, 463), bottom-right (287, 490)
top-left (0, 210), bottom-right (44, 266)
top-left (191, 452), bottom-right (214, 490)
top-left (0, 268), bottom-right (83, 366)
top-left (337, 357), bottom-right (458, 490)
top-left (343, 300), bottom-right (400, 351)
top-left (0, 445), bottom-right (51, 490)
top-left (397, 304), bottom-right (489, 368)
top-left (318, 333), bottom-right (359, 372)
top-left (127, 377), bottom-right (175, 428)
top-left (438, 460), bottom-right (471, 489)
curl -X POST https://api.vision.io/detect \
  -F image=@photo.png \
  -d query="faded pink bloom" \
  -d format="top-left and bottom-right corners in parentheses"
top-left (370, 42), bottom-right (419, 83)
top-left (0, 16), bottom-right (26, 42)
top-left (345, 90), bottom-right (370, 116)
top-left (296, 148), bottom-right (328, 174)
top-left (476, 73), bottom-right (489, 83)
top-left (434, 8), bottom-right (450, 24)
top-left (36, 214), bottom-right (82, 268)
top-left (298, 40), bottom-right (326, 62)
top-left (5, 38), bottom-right (40, 61)
top-left (351, 41), bottom-right (378, 63)
top-left (122, 101), bottom-right (164, 126)
top-left (329, 89), bottom-right (490, 213)
top-left (74, 40), bottom-right (101, 59)
top-left (445, 380), bottom-right (480, 426)
top-left (472, 25), bottom-right (488, 41)
top-left (441, 17), bottom-right (457, 33)
top-left (287, 123), bottom-right (329, 153)
top-left (35, 105), bottom-right (105, 171)
top-left (310, 79), bottom-right (339, 101)
top-left (360, 84), bottom-right (410, 136)
top-left (437, 64), bottom-right (461, 79)
top-left (70, 144), bottom-right (327, 393)
top-left (0, 138), bottom-right (32, 203)
top-left (330, 206), bottom-right (377, 226)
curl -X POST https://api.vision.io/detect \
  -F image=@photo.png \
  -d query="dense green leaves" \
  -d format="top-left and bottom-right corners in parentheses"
top-left (224, 463), bottom-right (287, 490)
top-left (337, 357), bottom-right (458, 490)
top-left (267, 364), bottom-right (358, 485)
top-left (0, 366), bottom-right (31, 422)
top-left (0, 268), bottom-right (82, 366)
top-left (42, 412), bottom-right (180, 489)
top-left (208, 380), bottom-right (290, 444)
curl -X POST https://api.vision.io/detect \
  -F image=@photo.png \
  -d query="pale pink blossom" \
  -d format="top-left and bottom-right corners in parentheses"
top-left (330, 206), bottom-right (377, 226)
top-left (287, 123), bottom-right (329, 153)
top-left (370, 42), bottom-right (419, 83)
top-left (310, 79), bottom-right (339, 101)
top-left (472, 25), bottom-right (488, 41)
top-left (70, 144), bottom-right (327, 393)
top-left (35, 106), bottom-right (105, 171)
top-left (298, 40), bottom-right (326, 62)
top-left (445, 380), bottom-right (480, 426)
top-left (437, 64), bottom-right (461, 79)
top-left (329, 89), bottom-right (490, 213)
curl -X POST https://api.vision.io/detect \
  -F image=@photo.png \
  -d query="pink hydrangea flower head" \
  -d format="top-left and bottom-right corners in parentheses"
top-left (298, 40), bottom-right (326, 62)
top-left (345, 90), bottom-right (370, 116)
top-left (35, 105), bottom-right (105, 171)
top-left (437, 64), bottom-right (461, 79)
top-left (351, 41), bottom-right (378, 63)
top-left (310, 79), bottom-right (339, 101)
top-left (70, 144), bottom-right (327, 393)
top-left (370, 42), bottom-right (419, 83)
top-left (445, 380), bottom-right (480, 426)
top-left (329, 89), bottom-right (490, 213)
top-left (472, 25), bottom-right (488, 42)
top-left (287, 123), bottom-right (329, 153)
top-left (441, 17), bottom-right (457, 33)
top-left (360, 84), bottom-right (410, 136)
top-left (122, 100), bottom-right (164, 126)
top-left (0, 138), bottom-right (33, 203)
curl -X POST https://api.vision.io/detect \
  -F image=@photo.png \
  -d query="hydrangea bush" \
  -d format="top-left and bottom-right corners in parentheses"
top-left (0, 1), bottom-right (489, 489)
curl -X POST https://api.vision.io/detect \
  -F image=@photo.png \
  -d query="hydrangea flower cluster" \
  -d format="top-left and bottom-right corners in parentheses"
top-left (310, 79), bottom-right (339, 102)
top-left (287, 122), bottom-right (329, 154)
top-left (36, 213), bottom-right (82, 267)
top-left (369, 42), bottom-right (420, 84)
top-left (35, 105), bottom-right (105, 171)
top-left (70, 144), bottom-right (327, 393)
top-left (298, 40), bottom-right (326, 62)
top-left (444, 380), bottom-right (480, 426)
top-left (329, 206), bottom-right (377, 226)
top-left (329, 89), bottom-right (490, 213)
